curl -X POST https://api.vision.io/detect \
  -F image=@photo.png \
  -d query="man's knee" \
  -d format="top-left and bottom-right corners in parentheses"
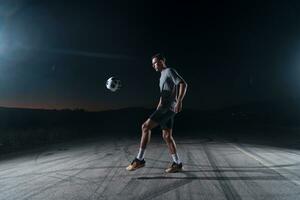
top-left (142, 122), bottom-right (151, 132)
top-left (162, 131), bottom-right (173, 142)
top-left (142, 119), bottom-right (157, 132)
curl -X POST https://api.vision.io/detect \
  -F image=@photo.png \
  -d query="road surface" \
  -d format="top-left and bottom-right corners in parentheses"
top-left (1, 134), bottom-right (300, 200)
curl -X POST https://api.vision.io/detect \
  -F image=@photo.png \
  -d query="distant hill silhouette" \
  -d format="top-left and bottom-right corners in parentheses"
top-left (0, 99), bottom-right (300, 152)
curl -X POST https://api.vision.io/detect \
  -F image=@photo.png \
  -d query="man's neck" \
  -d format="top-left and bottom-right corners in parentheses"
top-left (161, 66), bottom-right (167, 72)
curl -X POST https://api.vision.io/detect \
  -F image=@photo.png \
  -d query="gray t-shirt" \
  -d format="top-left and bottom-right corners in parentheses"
top-left (159, 67), bottom-right (186, 110)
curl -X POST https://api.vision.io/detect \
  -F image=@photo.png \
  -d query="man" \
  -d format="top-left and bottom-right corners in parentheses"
top-left (126, 53), bottom-right (188, 173)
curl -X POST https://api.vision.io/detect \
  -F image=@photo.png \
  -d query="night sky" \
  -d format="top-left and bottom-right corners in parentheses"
top-left (1, 0), bottom-right (300, 111)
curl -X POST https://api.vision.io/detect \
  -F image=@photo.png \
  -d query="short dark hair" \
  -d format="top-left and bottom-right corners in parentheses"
top-left (152, 53), bottom-right (166, 62)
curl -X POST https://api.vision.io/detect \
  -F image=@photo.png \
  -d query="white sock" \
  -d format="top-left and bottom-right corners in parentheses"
top-left (171, 153), bottom-right (181, 164)
top-left (136, 148), bottom-right (145, 160)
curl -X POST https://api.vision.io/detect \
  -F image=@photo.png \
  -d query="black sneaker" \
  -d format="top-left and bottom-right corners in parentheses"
top-left (165, 162), bottom-right (183, 173)
top-left (126, 158), bottom-right (146, 171)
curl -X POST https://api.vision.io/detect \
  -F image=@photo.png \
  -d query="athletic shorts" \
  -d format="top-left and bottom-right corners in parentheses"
top-left (149, 107), bottom-right (176, 130)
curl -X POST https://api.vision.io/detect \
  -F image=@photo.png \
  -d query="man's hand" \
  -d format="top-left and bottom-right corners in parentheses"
top-left (174, 100), bottom-right (183, 113)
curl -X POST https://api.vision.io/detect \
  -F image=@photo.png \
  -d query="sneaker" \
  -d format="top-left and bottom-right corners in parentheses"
top-left (126, 158), bottom-right (146, 171)
top-left (165, 162), bottom-right (183, 173)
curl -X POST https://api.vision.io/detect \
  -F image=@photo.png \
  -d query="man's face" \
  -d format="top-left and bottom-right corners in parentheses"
top-left (152, 57), bottom-right (164, 72)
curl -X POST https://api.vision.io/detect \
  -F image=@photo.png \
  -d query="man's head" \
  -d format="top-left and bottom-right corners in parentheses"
top-left (152, 53), bottom-right (166, 72)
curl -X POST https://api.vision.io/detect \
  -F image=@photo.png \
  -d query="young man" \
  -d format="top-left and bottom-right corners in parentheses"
top-left (126, 53), bottom-right (188, 173)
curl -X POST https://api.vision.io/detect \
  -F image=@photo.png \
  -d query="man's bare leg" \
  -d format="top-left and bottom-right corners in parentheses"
top-left (163, 128), bottom-right (183, 173)
top-left (162, 129), bottom-right (177, 155)
top-left (140, 118), bottom-right (157, 149)
top-left (126, 119), bottom-right (158, 171)
top-left (136, 119), bottom-right (158, 160)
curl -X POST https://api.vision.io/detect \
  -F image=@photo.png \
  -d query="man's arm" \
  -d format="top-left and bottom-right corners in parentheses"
top-left (168, 68), bottom-right (187, 112)
top-left (175, 81), bottom-right (188, 113)
top-left (177, 82), bottom-right (188, 102)
top-left (156, 97), bottom-right (162, 110)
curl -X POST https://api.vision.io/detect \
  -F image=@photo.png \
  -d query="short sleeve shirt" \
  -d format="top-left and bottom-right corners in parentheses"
top-left (159, 67), bottom-right (186, 110)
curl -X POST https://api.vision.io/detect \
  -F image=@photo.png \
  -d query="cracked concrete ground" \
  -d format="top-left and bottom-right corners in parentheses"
top-left (1, 134), bottom-right (300, 200)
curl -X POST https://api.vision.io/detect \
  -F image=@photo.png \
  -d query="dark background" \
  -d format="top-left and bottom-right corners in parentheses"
top-left (1, 0), bottom-right (300, 111)
top-left (1, 0), bottom-right (300, 152)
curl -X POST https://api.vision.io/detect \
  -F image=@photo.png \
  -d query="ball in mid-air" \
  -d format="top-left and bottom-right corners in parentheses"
top-left (106, 77), bottom-right (121, 92)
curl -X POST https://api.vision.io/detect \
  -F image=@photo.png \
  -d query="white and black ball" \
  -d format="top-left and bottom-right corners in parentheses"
top-left (106, 77), bottom-right (121, 92)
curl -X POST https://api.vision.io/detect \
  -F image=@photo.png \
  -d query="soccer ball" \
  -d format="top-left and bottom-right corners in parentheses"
top-left (106, 77), bottom-right (121, 92)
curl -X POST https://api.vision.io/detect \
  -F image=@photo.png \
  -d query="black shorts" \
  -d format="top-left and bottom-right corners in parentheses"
top-left (149, 107), bottom-right (176, 130)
